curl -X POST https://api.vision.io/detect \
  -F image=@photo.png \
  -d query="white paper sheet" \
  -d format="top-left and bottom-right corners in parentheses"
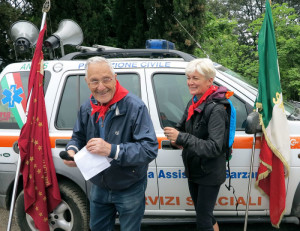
top-left (74, 146), bottom-right (111, 180)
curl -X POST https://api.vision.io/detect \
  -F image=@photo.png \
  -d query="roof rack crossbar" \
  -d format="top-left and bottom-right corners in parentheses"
top-left (60, 49), bottom-right (195, 62)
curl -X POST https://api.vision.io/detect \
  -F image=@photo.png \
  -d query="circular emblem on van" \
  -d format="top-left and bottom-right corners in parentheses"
top-left (3, 153), bottom-right (10, 157)
top-left (53, 63), bottom-right (63, 73)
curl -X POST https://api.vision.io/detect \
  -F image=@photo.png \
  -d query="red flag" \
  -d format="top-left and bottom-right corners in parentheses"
top-left (18, 23), bottom-right (61, 231)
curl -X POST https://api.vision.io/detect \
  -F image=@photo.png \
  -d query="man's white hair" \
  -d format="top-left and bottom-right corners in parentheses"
top-left (85, 56), bottom-right (115, 77)
top-left (185, 58), bottom-right (216, 80)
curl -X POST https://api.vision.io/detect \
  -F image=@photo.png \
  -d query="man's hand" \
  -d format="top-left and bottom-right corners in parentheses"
top-left (63, 150), bottom-right (77, 167)
top-left (86, 138), bottom-right (111, 156)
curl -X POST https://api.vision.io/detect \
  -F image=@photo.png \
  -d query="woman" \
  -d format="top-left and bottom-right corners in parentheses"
top-left (164, 58), bottom-right (229, 231)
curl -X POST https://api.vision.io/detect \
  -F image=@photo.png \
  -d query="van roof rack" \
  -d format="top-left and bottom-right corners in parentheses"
top-left (60, 49), bottom-right (196, 62)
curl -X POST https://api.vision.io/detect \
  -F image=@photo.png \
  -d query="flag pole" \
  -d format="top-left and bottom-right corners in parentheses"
top-left (243, 125), bottom-right (257, 231)
top-left (243, 109), bottom-right (262, 231)
top-left (6, 1), bottom-right (50, 230)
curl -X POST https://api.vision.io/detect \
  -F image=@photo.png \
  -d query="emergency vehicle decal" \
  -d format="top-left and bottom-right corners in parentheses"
top-left (215, 196), bottom-right (262, 207)
top-left (1, 136), bottom-right (300, 151)
top-left (144, 196), bottom-right (263, 207)
top-left (145, 196), bottom-right (181, 206)
top-left (291, 138), bottom-right (300, 149)
top-left (148, 169), bottom-right (186, 179)
top-left (0, 136), bottom-right (19, 147)
top-left (0, 112), bottom-right (11, 121)
top-left (78, 61), bottom-right (172, 70)
top-left (1, 73), bottom-right (26, 128)
top-left (226, 170), bottom-right (257, 179)
top-left (157, 136), bottom-right (300, 150)
top-left (19, 62), bottom-right (48, 71)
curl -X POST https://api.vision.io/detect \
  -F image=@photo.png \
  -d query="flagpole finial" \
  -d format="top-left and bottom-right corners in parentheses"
top-left (42, 0), bottom-right (51, 13)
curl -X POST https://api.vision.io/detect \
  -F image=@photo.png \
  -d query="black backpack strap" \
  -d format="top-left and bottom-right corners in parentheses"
top-left (202, 101), bottom-right (217, 124)
top-left (203, 100), bottom-right (239, 212)
top-left (203, 101), bottom-right (229, 154)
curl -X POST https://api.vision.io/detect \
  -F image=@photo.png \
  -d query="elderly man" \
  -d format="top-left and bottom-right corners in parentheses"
top-left (63, 56), bottom-right (158, 231)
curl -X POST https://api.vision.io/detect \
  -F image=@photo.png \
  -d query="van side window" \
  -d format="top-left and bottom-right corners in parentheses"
top-left (153, 73), bottom-right (190, 127)
top-left (117, 73), bottom-right (141, 98)
top-left (229, 95), bottom-right (249, 130)
top-left (56, 73), bottom-right (140, 130)
top-left (153, 73), bottom-right (249, 130)
top-left (56, 75), bottom-right (89, 129)
top-left (0, 71), bottom-right (50, 129)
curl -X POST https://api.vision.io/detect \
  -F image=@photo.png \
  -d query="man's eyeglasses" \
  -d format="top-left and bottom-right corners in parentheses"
top-left (88, 77), bottom-right (113, 88)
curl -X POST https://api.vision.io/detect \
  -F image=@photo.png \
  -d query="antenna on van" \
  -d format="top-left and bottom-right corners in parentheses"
top-left (172, 14), bottom-right (209, 58)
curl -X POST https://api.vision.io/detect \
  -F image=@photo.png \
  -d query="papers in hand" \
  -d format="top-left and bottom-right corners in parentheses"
top-left (74, 146), bottom-right (111, 180)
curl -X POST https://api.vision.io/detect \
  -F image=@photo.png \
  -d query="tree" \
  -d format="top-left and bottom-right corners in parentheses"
top-left (2, 0), bottom-right (207, 59)
top-left (195, 11), bottom-right (258, 86)
top-left (248, 3), bottom-right (300, 100)
top-left (0, 1), bottom-right (22, 71)
top-left (145, 0), bottom-right (206, 53)
top-left (207, 0), bottom-right (300, 46)
top-left (206, 0), bottom-right (300, 100)
top-left (113, 0), bottom-right (148, 48)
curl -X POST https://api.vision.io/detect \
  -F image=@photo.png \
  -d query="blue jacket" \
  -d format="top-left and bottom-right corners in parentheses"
top-left (67, 93), bottom-right (158, 190)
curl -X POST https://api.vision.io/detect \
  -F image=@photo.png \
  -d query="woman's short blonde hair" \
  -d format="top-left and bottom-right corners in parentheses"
top-left (185, 58), bottom-right (216, 80)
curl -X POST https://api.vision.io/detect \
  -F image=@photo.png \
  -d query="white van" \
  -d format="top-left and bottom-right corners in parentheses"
top-left (1, 43), bottom-right (300, 230)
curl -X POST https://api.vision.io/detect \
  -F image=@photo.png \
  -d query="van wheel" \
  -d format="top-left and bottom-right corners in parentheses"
top-left (15, 181), bottom-right (89, 231)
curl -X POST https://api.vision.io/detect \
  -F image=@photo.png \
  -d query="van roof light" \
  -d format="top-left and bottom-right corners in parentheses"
top-left (146, 39), bottom-right (175, 50)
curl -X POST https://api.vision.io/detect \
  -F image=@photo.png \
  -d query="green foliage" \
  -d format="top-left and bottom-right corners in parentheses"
top-left (1, 0), bottom-right (206, 58)
top-left (0, 1), bottom-right (22, 70)
top-left (1, 0), bottom-right (299, 101)
top-left (113, 0), bottom-right (148, 48)
top-left (145, 0), bottom-right (206, 53)
top-left (202, 1), bottom-right (300, 101)
top-left (248, 3), bottom-right (300, 100)
top-left (195, 12), bottom-right (258, 86)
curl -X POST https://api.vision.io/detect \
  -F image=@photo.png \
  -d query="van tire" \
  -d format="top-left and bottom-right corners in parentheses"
top-left (15, 181), bottom-right (89, 231)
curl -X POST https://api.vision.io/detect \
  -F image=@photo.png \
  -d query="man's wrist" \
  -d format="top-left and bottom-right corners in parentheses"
top-left (108, 144), bottom-right (119, 160)
top-left (66, 145), bottom-right (79, 153)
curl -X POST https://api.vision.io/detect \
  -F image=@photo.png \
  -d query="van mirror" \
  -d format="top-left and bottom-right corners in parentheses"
top-left (245, 111), bottom-right (262, 134)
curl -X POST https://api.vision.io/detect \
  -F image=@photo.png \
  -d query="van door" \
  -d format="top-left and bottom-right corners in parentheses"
top-left (145, 68), bottom-right (192, 210)
top-left (116, 68), bottom-right (159, 210)
top-left (214, 75), bottom-right (270, 215)
top-left (49, 68), bottom-right (159, 209)
top-left (146, 68), bottom-right (271, 214)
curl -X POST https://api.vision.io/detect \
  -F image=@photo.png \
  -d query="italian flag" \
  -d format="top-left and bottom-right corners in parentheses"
top-left (255, 0), bottom-right (290, 228)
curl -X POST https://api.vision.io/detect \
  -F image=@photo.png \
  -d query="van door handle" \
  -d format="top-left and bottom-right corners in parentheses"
top-left (161, 140), bottom-right (179, 150)
top-left (55, 139), bottom-right (70, 148)
top-left (13, 141), bottom-right (19, 154)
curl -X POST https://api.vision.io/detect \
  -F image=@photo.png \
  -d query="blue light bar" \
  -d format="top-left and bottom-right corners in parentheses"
top-left (146, 39), bottom-right (175, 50)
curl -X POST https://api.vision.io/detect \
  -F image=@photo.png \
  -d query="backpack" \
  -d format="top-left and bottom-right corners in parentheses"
top-left (202, 97), bottom-right (238, 208)
top-left (202, 98), bottom-right (236, 162)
